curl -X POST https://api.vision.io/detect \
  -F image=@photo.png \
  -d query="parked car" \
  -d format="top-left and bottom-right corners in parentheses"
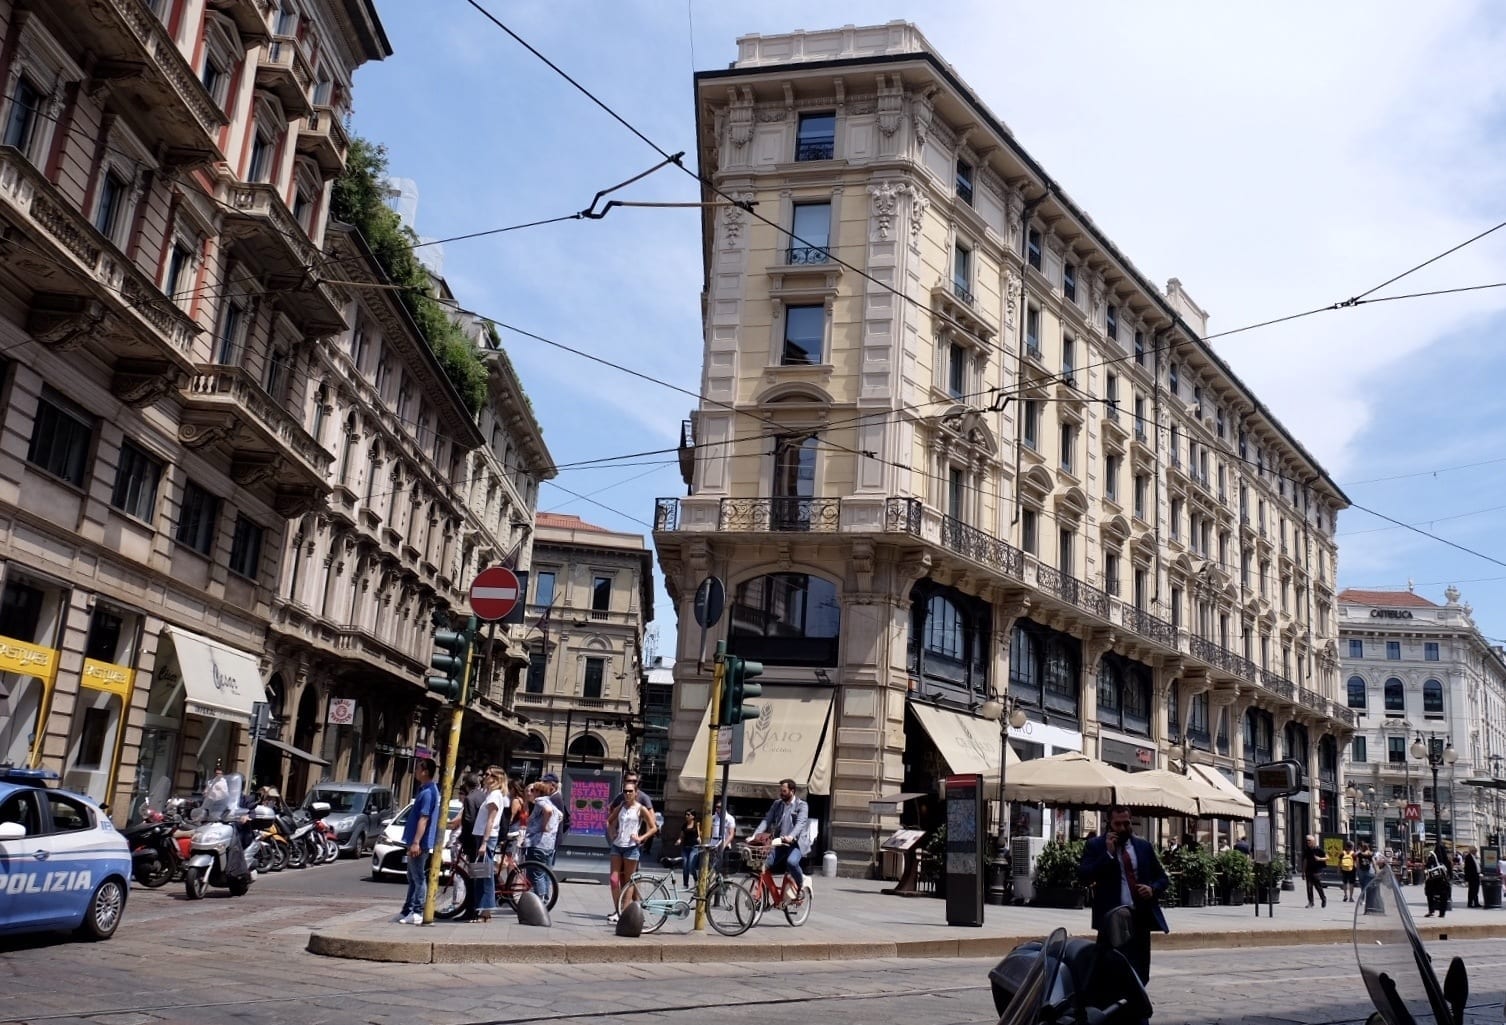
top-left (370, 797), bottom-right (462, 880)
top-left (301, 782), bottom-right (394, 857)
top-left (0, 767), bottom-right (131, 941)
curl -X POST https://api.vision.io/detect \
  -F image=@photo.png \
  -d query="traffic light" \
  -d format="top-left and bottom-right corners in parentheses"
top-left (719, 654), bottom-right (764, 726)
top-left (427, 614), bottom-right (476, 703)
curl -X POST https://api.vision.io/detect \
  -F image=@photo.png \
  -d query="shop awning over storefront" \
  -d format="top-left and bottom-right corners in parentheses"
top-left (678, 685), bottom-right (835, 798)
top-left (163, 626), bottom-right (268, 725)
top-left (1188, 763), bottom-right (1255, 820)
top-left (908, 701), bottom-right (1019, 790)
top-left (258, 736), bottom-right (329, 766)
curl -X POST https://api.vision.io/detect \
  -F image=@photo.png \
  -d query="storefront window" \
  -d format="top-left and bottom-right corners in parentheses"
top-left (1011, 619), bottom-right (1080, 722)
top-left (729, 573), bottom-right (841, 666)
top-left (909, 582), bottom-right (990, 698)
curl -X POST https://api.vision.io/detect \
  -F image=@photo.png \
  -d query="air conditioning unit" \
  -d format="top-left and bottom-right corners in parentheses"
top-left (1011, 835), bottom-right (1047, 903)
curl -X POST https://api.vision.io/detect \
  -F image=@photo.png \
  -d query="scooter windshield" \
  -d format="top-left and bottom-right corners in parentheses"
top-left (1354, 865), bottom-right (1452, 1025)
top-left (996, 927), bottom-right (1068, 1025)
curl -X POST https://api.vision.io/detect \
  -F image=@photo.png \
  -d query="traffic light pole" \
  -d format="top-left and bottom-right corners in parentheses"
top-left (422, 615), bottom-right (477, 925)
top-left (695, 641), bottom-right (726, 933)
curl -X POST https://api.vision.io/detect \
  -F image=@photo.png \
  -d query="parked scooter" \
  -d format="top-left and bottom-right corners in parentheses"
top-left (305, 802), bottom-right (336, 864)
top-left (182, 772), bottom-right (256, 900)
top-left (124, 814), bottom-right (185, 888)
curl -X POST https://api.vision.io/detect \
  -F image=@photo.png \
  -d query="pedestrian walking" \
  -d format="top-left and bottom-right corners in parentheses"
top-left (397, 757), bottom-right (439, 925)
top-left (1355, 841), bottom-right (1376, 903)
top-left (1078, 805), bottom-right (1169, 984)
top-left (1424, 842), bottom-right (1451, 918)
top-left (1464, 849), bottom-right (1481, 908)
top-left (1302, 835), bottom-right (1328, 909)
top-left (469, 767), bottom-right (507, 923)
top-left (523, 780), bottom-right (560, 906)
top-left (676, 809), bottom-right (700, 888)
top-left (1339, 841), bottom-right (1357, 902)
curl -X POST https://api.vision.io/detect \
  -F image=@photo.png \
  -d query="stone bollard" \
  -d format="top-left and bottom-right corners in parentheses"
top-left (515, 891), bottom-right (551, 927)
top-left (615, 900), bottom-right (644, 937)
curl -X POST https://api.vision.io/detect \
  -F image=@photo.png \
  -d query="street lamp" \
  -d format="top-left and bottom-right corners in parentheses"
top-left (980, 694), bottom-right (1029, 890)
top-left (1411, 732), bottom-right (1458, 847)
top-left (1346, 784), bottom-right (1381, 847)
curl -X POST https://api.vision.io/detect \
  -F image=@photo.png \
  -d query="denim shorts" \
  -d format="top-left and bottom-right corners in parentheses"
top-left (611, 844), bottom-right (641, 861)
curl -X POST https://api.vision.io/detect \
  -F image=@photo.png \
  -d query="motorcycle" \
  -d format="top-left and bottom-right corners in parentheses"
top-left (182, 772), bottom-right (256, 900)
top-left (987, 865), bottom-right (1485, 1025)
top-left (124, 815), bottom-right (184, 888)
top-left (307, 802), bottom-right (337, 864)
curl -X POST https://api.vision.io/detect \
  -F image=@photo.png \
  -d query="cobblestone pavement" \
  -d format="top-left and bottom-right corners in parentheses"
top-left (3, 866), bottom-right (1502, 1024)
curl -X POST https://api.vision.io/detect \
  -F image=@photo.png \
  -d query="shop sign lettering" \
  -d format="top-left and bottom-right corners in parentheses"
top-left (0, 636), bottom-right (57, 678)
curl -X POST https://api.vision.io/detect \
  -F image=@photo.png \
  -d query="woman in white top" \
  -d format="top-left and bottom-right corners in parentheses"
top-left (607, 782), bottom-right (657, 922)
top-left (471, 768), bottom-right (507, 922)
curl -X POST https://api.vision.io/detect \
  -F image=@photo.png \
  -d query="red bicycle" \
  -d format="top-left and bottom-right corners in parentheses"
top-left (740, 839), bottom-right (812, 927)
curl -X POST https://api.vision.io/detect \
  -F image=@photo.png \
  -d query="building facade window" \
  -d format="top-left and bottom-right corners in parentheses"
top-left (228, 515), bottom-right (264, 580)
top-left (789, 201), bottom-right (830, 263)
top-left (110, 440), bottom-right (162, 522)
top-left (1384, 677), bottom-right (1404, 712)
top-left (1025, 306), bottom-right (1040, 355)
top-left (952, 243), bottom-right (972, 301)
top-left (772, 435), bottom-right (817, 528)
top-left (1352, 736), bottom-right (1367, 763)
top-left (1010, 618), bottom-right (1080, 721)
top-left (534, 571), bottom-right (555, 607)
top-left (1386, 640), bottom-right (1401, 660)
top-left (1424, 641), bottom-right (1439, 661)
top-left (795, 112), bottom-right (835, 161)
top-left (782, 304), bottom-right (824, 365)
top-left (1063, 262), bottom-right (1076, 302)
top-left (1349, 639), bottom-right (1363, 659)
top-left (1347, 675), bottom-right (1367, 709)
top-left (93, 171), bottom-right (129, 242)
top-left (176, 481), bottom-right (219, 555)
top-left (729, 573), bottom-right (841, 666)
top-left (591, 575), bottom-right (611, 612)
top-left (1423, 679), bottom-right (1444, 716)
top-left (955, 159), bottom-right (974, 205)
top-left (582, 657), bottom-right (604, 699)
top-left (1023, 399), bottom-right (1041, 450)
top-left (1388, 736), bottom-right (1406, 764)
top-left (1060, 423), bottom-right (1075, 473)
top-left (27, 389), bottom-right (94, 486)
top-left (947, 342), bottom-right (966, 398)
top-left (525, 652), bottom-right (547, 694)
top-left (2, 76), bottom-right (42, 155)
top-left (1027, 229), bottom-right (1042, 270)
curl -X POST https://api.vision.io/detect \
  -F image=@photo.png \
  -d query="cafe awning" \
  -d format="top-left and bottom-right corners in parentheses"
top-left (678, 685), bottom-right (835, 798)
top-left (1188, 763), bottom-right (1256, 820)
top-left (258, 736), bottom-right (329, 767)
top-left (162, 626), bottom-right (268, 725)
top-left (908, 702), bottom-right (1019, 790)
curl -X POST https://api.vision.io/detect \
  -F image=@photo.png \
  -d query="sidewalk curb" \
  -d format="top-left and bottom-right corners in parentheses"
top-left (306, 921), bottom-right (1506, 965)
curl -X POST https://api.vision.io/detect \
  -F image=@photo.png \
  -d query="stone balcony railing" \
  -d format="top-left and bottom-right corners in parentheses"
top-left (0, 148), bottom-right (199, 363)
top-left (655, 494), bottom-right (1355, 728)
top-left (297, 105), bottom-right (351, 175)
top-left (257, 34), bottom-right (315, 117)
top-left (183, 364), bottom-right (332, 487)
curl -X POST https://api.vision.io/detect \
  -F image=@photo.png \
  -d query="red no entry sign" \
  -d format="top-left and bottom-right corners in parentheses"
top-left (469, 566), bottom-right (521, 621)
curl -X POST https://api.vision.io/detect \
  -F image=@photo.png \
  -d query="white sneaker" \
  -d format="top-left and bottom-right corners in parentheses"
top-left (607, 912), bottom-right (620, 924)
top-left (401, 912), bottom-right (423, 925)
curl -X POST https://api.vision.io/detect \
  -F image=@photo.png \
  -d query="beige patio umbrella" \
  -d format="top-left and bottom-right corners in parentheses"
top-left (1187, 763), bottom-right (1255, 820)
top-left (1004, 752), bottom-right (1198, 816)
top-left (1137, 769), bottom-right (1212, 817)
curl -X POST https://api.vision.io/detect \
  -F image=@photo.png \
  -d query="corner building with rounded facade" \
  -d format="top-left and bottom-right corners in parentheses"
top-left (654, 23), bottom-right (1353, 874)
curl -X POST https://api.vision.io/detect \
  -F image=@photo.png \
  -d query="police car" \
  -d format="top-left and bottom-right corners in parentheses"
top-left (0, 767), bottom-right (132, 941)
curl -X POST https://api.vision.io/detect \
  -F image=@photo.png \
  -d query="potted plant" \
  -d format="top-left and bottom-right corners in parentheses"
top-left (1031, 838), bottom-right (1086, 908)
top-left (921, 824), bottom-right (946, 897)
top-left (1215, 848), bottom-right (1255, 905)
top-left (1254, 858), bottom-right (1286, 903)
top-left (1175, 845), bottom-right (1216, 907)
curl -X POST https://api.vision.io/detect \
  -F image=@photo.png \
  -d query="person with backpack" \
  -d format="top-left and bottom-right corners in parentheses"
top-left (1339, 842), bottom-right (1357, 902)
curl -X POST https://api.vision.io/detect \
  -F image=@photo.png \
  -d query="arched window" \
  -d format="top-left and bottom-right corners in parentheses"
top-left (1347, 675), bottom-right (1367, 709)
top-left (567, 734), bottom-right (605, 761)
top-left (1423, 679), bottom-right (1444, 715)
top-left (729, 573), bottom-right (841, 666)
top-left (1384, 677), bottom-right (1405, 712)
top-left (923, 595), bottom-right (964, 660)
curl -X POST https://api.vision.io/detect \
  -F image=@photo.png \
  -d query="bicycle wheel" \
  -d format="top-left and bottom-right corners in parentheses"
top-left (705, 879), bottom-right (756, 936)
top-left (619, 874), bottom-right (671, 933)
top-left (502, 864), bottom-right (561, 912)
top-left (746, 875), bottom-right (767, 927)
top-left (434, 871), bottom-right (468, 920)
top-left (782, 877), bottom-right (811, 927)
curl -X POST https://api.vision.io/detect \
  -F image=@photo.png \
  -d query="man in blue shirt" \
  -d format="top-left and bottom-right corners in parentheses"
top-left (399, 757), bottom-right (439, 924)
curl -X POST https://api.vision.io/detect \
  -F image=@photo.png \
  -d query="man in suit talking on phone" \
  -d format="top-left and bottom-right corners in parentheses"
top-left (1078, 805), bottom-right (1169, 984)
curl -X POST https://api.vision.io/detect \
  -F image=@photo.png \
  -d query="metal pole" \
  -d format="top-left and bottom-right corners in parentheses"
top-left (423, 615), bottom-right (476, 925)
top-left (694, 641), bottom-right (726, 933)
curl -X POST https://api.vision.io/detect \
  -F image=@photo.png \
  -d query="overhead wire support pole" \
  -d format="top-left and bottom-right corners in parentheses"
top-left (423, 614), bottom-right (477, 925)
top-left (695, 641), bottom-right (726, 933)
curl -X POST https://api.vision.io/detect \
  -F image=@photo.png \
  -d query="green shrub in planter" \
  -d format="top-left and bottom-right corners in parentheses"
top-left (1215, 849), bottom-right (1255, 904)
top-left (1032, 838), bottom-right (1087, 908)
top-left (1172, 846), bottom-right (1216, 906)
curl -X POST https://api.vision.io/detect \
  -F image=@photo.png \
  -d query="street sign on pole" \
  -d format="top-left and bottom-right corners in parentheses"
top-left (1404, 803), bottom-right (1424, 822)
top-left (469, 566), bottom-right (521, 622)
top-left (693, 577), bottom-right (725, 628)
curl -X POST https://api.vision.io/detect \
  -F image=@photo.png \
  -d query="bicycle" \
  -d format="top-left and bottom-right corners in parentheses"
top-left (433, 834), bottom-right (560, 920)
top-left (616, 868), bottom-right (756, 936)
top-left (739, 839), bottom-right (812, 927)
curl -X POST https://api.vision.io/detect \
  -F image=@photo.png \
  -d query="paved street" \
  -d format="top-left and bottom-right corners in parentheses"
top-left (3, 860), bottom-right (1503, 1025)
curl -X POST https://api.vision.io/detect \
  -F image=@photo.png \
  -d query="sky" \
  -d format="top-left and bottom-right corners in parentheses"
top-left (348, 1), bottom-right (1506, 647)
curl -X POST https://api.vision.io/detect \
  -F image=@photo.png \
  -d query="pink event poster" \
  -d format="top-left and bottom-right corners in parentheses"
top-left (571, 779), bottom-right (611, 837)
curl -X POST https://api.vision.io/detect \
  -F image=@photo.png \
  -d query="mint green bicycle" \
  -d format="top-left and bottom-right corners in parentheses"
top-left (617, 869), bottom-right (756, 935)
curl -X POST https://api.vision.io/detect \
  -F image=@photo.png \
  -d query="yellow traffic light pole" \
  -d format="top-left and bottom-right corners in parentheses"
top-left (422, 625), bottom-right (475, 925)
top-left (694, 642), bottom-right (726, 932)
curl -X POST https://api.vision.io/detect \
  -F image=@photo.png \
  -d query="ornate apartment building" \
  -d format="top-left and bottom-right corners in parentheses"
top-left (262, 224), bottom-right (552, 805)
top-left (654, 23), bottom-right (1353, 870)
top-left (0, 1), bottom-right (552, 816)
top-left (1339, 587), bottom-right (1506, 851)
top-left (514, 513), bottom-right (653, 788)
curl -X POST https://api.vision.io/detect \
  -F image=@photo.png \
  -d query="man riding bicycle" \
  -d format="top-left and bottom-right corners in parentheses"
top-left (751, 778), bottom-right (811, 894)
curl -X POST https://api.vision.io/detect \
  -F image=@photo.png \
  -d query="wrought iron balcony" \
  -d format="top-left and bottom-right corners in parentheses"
top-left (1123, 606), bottom-right (1177, 647)
top-left (787, 245), bottom-right (831, 265)
top-left (1036, 563), bottom-right (1109, 618)
top-left (795, 140), bottom-right (835, 162)
top-left (951, 279), bottom-right (975, 306)
top-left (256, 34), bottom-right (315, 118)
top-left (940, 515), bottom-right (1023, 578)
top-left (65, 0), bottom-right (227, 164)
top-left (296, 105), bottom-right (350, 176)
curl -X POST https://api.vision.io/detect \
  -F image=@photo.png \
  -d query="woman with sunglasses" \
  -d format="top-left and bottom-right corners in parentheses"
top-left (607, 782), bottom-right (657, 923)
top-left (470, 768), bottom-right (507, 923)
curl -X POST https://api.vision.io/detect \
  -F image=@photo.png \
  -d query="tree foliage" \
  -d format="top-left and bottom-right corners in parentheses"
top-left (331, 137), bottom-right (487, 416)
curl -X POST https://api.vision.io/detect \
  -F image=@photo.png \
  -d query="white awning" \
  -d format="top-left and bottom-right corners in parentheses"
top-left (163, 626), bottom-right (268, 725)
top-left (259, 736), bottom-right (329, 767)
top-left (908, 702), bottom-right (1020, 789)
top-left (678, 685), bottom-right (835, 799)
top-left (1188, 763), bottom-right (1256, 820)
